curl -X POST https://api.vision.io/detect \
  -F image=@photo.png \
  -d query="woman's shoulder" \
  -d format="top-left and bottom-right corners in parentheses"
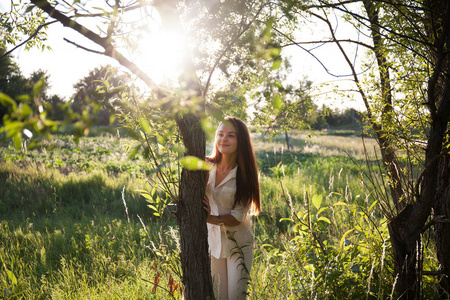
top-left (205, 158), bottom-right (217, 171)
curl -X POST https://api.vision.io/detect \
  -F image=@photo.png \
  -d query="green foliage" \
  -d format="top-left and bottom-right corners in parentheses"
top-left (253, 77), bottom-right (318, 134)
top-left (0, 3), bottom-right (49, 51)
top-left (71, 66), bottom-right (130, 126)
top-left (179, 155), bottom-right (212, 171)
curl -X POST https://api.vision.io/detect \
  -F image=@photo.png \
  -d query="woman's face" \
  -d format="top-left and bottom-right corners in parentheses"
top-left (216, 122), bottom-right (238, 156)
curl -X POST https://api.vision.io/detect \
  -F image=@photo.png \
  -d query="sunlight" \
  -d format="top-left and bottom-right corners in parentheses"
top-left (135, 28), bottom-right (187, 87)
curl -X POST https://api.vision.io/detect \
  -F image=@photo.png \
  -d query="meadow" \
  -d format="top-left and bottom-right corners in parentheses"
top-left (0, 130), bottom-right (439, 299)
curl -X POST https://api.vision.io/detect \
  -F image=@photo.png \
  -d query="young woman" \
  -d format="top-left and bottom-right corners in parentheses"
top-left (203, 116), bottom-right (261, 300)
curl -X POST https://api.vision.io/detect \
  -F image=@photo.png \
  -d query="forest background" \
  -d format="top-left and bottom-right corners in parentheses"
top-left (1, 0), bottom-right (450, 299)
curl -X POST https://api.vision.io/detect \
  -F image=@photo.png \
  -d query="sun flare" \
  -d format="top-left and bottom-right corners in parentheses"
top-left (135, 28), bottom-right (187, 86)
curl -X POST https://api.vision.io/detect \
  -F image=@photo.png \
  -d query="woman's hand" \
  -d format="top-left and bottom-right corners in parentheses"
top-left (203, 196), bottom-right (211, 220)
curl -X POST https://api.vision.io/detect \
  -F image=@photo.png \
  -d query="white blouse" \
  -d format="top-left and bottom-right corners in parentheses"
top-left (206, 165), bottom-right (254, 259)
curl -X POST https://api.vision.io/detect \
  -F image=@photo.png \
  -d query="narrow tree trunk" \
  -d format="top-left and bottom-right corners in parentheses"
top-left (362, 0), bottom-right (404, 212)
top-left (435, 153), bottom-right (450, 296)
top-left (154, 1), bottom-right (216, 298)
top-left (284, 129), bottom-right (292, 150)
top-left (427, 1), bottom-right (450, 297)
top-left (176, 114), bottom-right (215, 299)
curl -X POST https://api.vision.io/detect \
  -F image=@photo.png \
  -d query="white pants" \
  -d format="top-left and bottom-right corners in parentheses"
top-left (210, 248), bottom-right (254, 300)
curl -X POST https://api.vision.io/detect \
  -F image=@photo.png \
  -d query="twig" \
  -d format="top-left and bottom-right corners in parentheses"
top-left (63, 38), bottom-right (105, 55)
top-left (140, 277), bottom-right (177, 299)
top-left (0, 20), bottom-right (58, 60)
top-left (421, 215), bottom-right (449, 234)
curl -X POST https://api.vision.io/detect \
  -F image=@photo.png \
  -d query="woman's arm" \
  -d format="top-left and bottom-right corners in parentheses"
top-left (203, 197), bottom-right (241, 227)
top-left (207, 214), bottom-right (241, 227)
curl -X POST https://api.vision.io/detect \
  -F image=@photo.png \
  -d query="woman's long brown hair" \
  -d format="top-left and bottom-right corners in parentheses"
top-left (207, 116), bottom-right (261, 215)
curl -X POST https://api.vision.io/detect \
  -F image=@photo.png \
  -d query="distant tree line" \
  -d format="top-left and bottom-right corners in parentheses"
top-left (310, 105), bottom-right (362, 130)
top-left (1, 48), bottom-right (360, 130)
top-left (0, 49), bottom-right (127, 127)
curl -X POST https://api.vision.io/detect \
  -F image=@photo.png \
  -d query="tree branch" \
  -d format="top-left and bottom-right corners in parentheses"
top-left (292, 0), bottom-right (433, 64)
top-left (421, 215), bottom-right (449, 234)
top-left (63, 38), bottom-right (104, 55)
top-left (0, 20), bottom-right (58, 60)
top-left (281, 38), bottom-right (374, 50)
top-left (202, 1), bottom-right (265, 97)
top-left (30, 0), bottom-right (165, 99)
top-left (72, 1), bottom-right (156, 18)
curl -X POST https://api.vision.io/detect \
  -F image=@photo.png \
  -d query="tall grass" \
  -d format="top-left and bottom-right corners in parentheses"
top-left (0, 133), bottom-right (440, 299)
top-left (0, 161), bottom-right (181, 299)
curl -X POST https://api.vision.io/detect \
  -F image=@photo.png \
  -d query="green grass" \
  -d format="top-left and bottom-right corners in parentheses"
top-left (0, 132), bottom-right (440, 299)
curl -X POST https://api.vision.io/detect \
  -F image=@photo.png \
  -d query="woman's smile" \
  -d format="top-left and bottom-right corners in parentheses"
top-left (216, 123), bottom-right (238, 155)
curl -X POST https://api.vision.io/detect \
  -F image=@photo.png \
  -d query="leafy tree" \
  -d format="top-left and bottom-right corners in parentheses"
top-left (44, 94), bottom-right (65, 121)
top-left (322, 107), bottom-right (361, 127)
top-left (0, 50), bottom-right (64, 126)
top-left (71, 65), bottom-right (129, 125)
top-left (1, 0), bottom-right (279, 298)
top-left (0, 49), bottom-right (29, 123)
top-left (252, 67), bottom-right (316, 149)
top-left (272, 0), bottom-right (450, 297)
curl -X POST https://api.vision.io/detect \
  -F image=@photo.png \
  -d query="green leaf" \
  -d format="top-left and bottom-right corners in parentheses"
top-left (318, 216), bottom-right (331, 224)
top-left (368, 200), bottom-right (378, 212)
top-left (3, 121), bottom-right (24, 138)
top-left (312, 194), bottom-right (322, 209)
top-left (128, 143), bottom-right (141, 159)
top-left (279, 218), bottom-right (293, 222)
top-left (339, 228), bottom-right (354, 247)
top-left (33, 78), bottom-right (45, 97)
top-left (317, 207), bottom-right (328, 215)
top-left (0, 93), bottom-right (17, 111)
top-left (25, 5), bottom-right (35, 13)
top-left (201, 118), bottom-right (216, 139)
top-left (124, 128), bottom-right (141, 141)
top-left (21, 103), bottom-right (33, 118)
top-left (13, 133), bottom-right (22, 149)
top-left (147, 204), bottom-right (158, 212)
top-left (139, 117), bottom-right (151, 134)
top-left (273, 94), bottom-right (282, 110)
top-left (6, 269), bottom-right (17, 285)
top-left (271, 59), bottom-right (282, 70)
top-left (334, 202), bottom-right (347, 207)
top-left (141, 193), bottom-right (153, 200)
top-left (179, 156), bottom-right (212, 171)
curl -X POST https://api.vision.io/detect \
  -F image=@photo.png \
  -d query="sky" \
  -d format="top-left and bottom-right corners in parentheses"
top-left (1, 1), bottom-right (366, 111)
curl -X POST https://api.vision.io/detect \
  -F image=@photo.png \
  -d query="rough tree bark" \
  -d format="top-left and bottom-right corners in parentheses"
top-left (175, 114), bottom-right (214, 299)
top-left (435, 153), bottom-right (450, 296)
top-left (427, 0), bottom-right (450, 297)
top-left (428, 1), bottom-right (450, 298)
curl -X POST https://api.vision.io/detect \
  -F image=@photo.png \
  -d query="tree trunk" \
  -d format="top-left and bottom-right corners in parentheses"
top-left (154, 2), bottom-right (216, 298)
top-left (387, 85), bottom-right (450, 299)
top-left (176, 114), bottom-right (215, 300)
top-left (427, 1), bottom-right (450, 297)
top-left (435, 153), bottom-right (450, 296)
top-left (284, 129), bottom-right (293, 150)
top-left (362, 1), bottom-right (450, 298)
top-left (388, 205), bottom-right (423, 299)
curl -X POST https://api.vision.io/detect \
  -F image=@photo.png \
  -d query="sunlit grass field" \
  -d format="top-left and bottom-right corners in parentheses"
top-left (0, 130), bottom-right (438, 299)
